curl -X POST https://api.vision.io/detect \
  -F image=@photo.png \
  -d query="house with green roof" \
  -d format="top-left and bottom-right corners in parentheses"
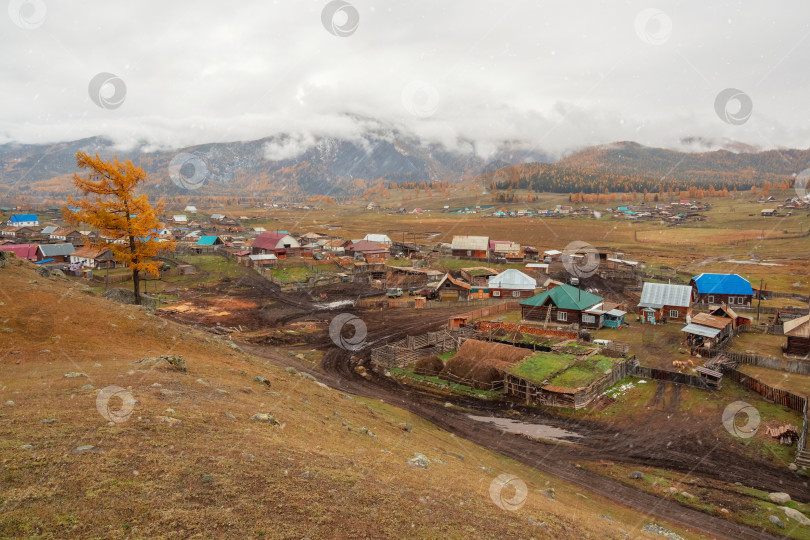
top-left (520, 283), bottom-right (606, 327)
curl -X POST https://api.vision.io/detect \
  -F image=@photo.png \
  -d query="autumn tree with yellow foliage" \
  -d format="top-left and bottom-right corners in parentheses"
top-left (66, 152), bottom-right (175, 305)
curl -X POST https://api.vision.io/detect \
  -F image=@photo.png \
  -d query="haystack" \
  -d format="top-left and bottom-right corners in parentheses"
top-left (439, 339), bottom-right (530, 389)
top-left (414, 355), bottom-right (444, 376)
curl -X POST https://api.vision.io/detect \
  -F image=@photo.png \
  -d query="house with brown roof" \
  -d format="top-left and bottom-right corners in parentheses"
top-left (69, 246), bottom-right (116, 269)
top-left (344, 240), bottom-right (389, 261)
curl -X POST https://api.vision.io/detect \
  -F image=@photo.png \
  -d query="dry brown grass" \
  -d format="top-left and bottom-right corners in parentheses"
top-left (0, 258), bottom-right (699, 538)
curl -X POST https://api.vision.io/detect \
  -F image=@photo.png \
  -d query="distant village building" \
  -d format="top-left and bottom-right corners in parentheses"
top-left (251, 231), bottom-right (300, 258)
top-left (7, 214), bottom-right (39, 227)
top-left (362, 233), bottom-right (392, 245)
top-left (450, 235), bottom-right (489, 258)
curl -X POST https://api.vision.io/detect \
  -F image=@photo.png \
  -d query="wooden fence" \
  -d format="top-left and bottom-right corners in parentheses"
top-left (798, 399), bottom-right (809, 461)
top-left (722, 368), bottom-right (807, 413)
top-left (631, 365), bottom-right (710, 389)
top-left (718, 351), bottom-right (810, 375)
top-left (370, 330), bottom-right (458, 369)
top-left (475, 321), bottom-right (578, 341)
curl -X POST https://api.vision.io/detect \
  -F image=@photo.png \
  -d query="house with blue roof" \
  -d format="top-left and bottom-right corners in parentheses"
top-left (7, 214), bottom-right (39, 227)
top-left (690, 273), bottom-right (753, 307)
top-left (196, 235), bottom-right (224, 246)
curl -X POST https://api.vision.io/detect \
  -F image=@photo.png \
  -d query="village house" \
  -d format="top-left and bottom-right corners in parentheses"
top-left (460, 267), bottom-right (499, 286)
top-left (184, 205), bottom-right (197, 213)
top-left (690, 273), bottom-right (754, 307)
top-left (0, 243), bottom-right (39, 261)
top-left (172, 215), bottom-right (188, 224)
top-left (69, 246), bottom-right (116, 269)
top-left (37, 243), bottom-right (75, 263)
top-left (782, 314), bottom-right (810, 357)
top-left (251, 231), bottom-right (300, 258)
top-left (638, 282), bottom-right (693, 324)
top-left (490, 240), bottom-right (522, 262)
top-left (487, 269), bottom-right (537, 299)
top-left (1, 226), bottom-right (36, 238)
top-left (708, 304), bottom-right (752, 329)
top-left (7, 214), bottom-right (39, 227)
top-left (520, 284), bottom-right (603, 326)
top-left (344, 240), bottom-right (389, 261)
top-left (450, 235), bottom-right (489, 259)
top-left (248, 253), bottom-right (278, 270)
top-left (435, 273), bottom-right (475, 301)
top-left (362, 233), bottom-right (392, 245)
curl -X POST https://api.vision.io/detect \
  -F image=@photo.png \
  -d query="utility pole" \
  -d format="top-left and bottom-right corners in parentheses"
top-left (756, 278), bottom-right (763, 324)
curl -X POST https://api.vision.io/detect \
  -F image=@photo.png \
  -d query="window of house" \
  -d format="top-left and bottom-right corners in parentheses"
top-left (707, 295), bottom-right (714, 303)
top-left (557, 311), bottom-right (567, 322)
top-left (669, 310), bottom-right (679, 318)
top-left (466, 250), bottom-right (472, 256)
top-left (512, 291), bottom-right (521, 297)
top-left (493, 291), bottom-right (500, 296)
top-left (728, 296), bottom-right (735, 305)
top-left (582, 314), bottom-right (595, 323)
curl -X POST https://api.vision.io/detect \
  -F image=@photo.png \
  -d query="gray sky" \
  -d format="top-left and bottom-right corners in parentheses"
top-left (2, 0), bottom-right (810, 157)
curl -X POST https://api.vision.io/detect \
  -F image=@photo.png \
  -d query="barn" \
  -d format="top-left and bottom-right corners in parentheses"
top-left (783, 314), bottom-right (810, 357)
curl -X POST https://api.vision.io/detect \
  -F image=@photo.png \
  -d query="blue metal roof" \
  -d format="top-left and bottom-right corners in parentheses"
top-left (197, 235), bottom-right (220, 245)
top-left (692, 273), bottom-right (753, 295)
top-left (9, 214), bottom-right (38, 222)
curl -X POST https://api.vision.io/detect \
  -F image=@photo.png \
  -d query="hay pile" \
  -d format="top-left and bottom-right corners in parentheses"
top-left (414, 355), bottom-right (444, 376)
top-left (439, 339), bottom-right (531, 389)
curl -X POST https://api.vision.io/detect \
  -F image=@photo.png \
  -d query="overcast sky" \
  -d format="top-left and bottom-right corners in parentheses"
top-left (2, 1), bottom-right (810, 158)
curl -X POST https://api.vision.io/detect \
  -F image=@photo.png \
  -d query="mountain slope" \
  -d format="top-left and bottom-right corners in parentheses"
top-left (0, 257), bottom-right (694, 538)
top-left (0, 130), bottom-right (549, 199)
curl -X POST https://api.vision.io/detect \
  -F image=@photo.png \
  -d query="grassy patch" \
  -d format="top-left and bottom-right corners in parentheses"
top-left (508, 352), bottom-right (576, 384)
top-left (549, 355), bottom-right (615, 388)
top-left (389, 366), bottom-right (502, 399)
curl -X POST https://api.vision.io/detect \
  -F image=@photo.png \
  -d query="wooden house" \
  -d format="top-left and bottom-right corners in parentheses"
top-left (251, 231), bottom-right (300, 258)
top-left (690, 273), bottom-right (753, 307)
top-left (435, 273), bottom-right (472, 301)
top-left (637, 282), bottom-right (692, 324)
top-left (450, 235), bottom-right (489, 259)
top-left (69, 246), bottom-right (116, 269)
top-left (37, 243), bottom-right (75, 263)
top-left (344, 240), bottom-right (389, 261)
top-left (782, 314), bottom-right (810, 357)
top-left (520, 284), bottom-right (603, 326)
top-left (487, 269), bottom-right (537, 299)
top-left (709, 304), bottom-right (752, 329)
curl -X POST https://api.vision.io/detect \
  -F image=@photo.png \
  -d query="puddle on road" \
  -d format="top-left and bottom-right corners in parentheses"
top-left (468, 415), bottom-right (583, 443)
top-left (319, 299), bottom-right (354, 309)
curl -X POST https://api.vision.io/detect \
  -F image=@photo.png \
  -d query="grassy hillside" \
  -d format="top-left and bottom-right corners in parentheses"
top-left (0, 257), bottom-right (699, 538)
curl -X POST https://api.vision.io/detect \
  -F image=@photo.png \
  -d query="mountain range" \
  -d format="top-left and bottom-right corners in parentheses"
top-left (1, 131), bottom-right (808, 199)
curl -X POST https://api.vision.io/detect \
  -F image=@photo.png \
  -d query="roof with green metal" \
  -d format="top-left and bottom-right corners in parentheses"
top-left (520, 283), bottom-right (603, 311)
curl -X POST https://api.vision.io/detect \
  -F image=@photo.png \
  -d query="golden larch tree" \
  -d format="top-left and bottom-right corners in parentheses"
top-left (66, 151), bottom-right (176, 305)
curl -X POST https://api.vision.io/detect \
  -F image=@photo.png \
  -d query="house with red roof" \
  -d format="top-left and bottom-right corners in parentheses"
top-left (251, 231), bottom-right (300, 258)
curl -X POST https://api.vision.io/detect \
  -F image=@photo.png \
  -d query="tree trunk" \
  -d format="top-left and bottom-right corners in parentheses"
top-left (133, 268), bottom-right (141, 305)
